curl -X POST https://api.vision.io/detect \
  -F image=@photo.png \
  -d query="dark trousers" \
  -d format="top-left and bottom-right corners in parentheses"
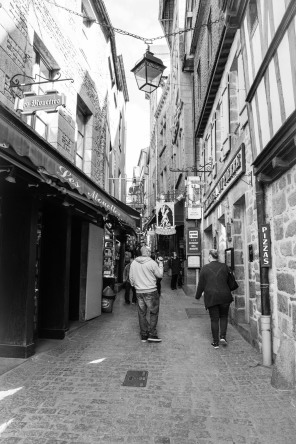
top-left (157, 278), bottom-right (162, 295)
top-left (171, 274), bottom-right (178, 290)
top-left (136, 290), bottom-right (160, 337)
top-left (125, 282), bottom-right (137, 303)
top-left (208, 303), bottom-right (231, 342)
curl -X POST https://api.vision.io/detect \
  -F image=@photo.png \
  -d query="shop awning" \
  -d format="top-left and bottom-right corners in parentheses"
top-left (0, 103), bottom-right (140, 230)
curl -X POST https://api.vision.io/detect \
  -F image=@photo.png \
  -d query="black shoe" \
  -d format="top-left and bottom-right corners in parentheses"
top-left (220, 337), bottom-right (228, 346)
top-left (125, 300), bottom-right (130, 304)
top-left (148, 335), bottom-right (162, 343)
top-left (141, 336), bottom-right (148, 342)
top-left (211, 342), bottom-right (219, 349)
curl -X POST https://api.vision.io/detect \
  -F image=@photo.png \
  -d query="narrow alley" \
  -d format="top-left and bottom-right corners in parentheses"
top-left (0, 277), bottom-right (296, 444)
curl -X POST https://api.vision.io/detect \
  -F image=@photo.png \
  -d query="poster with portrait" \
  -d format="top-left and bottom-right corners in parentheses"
top-left (186, 176), bottom-right (202, 219)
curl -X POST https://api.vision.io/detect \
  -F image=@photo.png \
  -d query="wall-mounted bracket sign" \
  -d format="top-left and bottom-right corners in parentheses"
top-left (10, 73), bottom-right (74, 90)
top-left (15, 91), bottom-right (66, 115)
top-left (187, 228), bottom-right (201, 255)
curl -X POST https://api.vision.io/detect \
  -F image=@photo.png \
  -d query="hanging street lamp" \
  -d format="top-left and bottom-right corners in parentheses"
top-left (131, 47), bottom-right (166, 93)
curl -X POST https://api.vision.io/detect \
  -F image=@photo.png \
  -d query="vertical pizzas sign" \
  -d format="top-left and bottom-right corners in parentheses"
top-left (259, 224), bottom-right (271, 267)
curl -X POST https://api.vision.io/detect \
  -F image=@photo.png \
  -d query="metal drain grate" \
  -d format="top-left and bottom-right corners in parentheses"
top-left (185, 308), bottom-right (208, 318)
top-left (122, 370), bottom-right (148, 387)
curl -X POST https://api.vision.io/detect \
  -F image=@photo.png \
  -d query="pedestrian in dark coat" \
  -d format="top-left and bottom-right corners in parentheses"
top-left (195, 249), bottom-right (233, 349)
top-left (169, 252), bottom-right (181, 290)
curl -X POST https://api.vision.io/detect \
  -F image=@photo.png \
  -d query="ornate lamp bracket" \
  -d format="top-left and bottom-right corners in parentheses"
top-left (169, 159), bottom-right (213, 174)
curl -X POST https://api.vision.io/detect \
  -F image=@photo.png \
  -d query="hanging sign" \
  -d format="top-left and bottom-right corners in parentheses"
top-left (259, 224), bottom-right (271, 267)
top-left (155, 201), bottom-right (176, 235)
top-left (187, 228), bottom-right (201, 255)
top-left (186, 176), bottom-right (202, 219)
top-left (204, 144), bottom-right (245, 216)
top-left (187, 255), bottom-right (201, 268)
top-left (15, 92), bottom-right (66, 115)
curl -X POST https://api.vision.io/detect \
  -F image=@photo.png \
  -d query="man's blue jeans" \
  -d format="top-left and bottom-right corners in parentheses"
top-left (208, 303), bottom-right (231, 342)
top-left (136, 290), bottom-right (160, 337)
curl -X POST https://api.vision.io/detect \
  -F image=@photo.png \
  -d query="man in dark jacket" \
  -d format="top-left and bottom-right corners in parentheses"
top-left (195, 249), bottom-right (233, 349)
top-left (169, 252), bottom-right (181, 290)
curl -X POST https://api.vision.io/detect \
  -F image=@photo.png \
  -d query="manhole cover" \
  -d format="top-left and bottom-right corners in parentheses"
top-left (122, 370), bottom-right (148, 387)
top-left (185, 308), bottom-right (208, 318)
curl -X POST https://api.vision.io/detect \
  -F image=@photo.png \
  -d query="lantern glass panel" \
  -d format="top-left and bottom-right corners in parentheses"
top-left (146, 62), bottom-right (163, 84)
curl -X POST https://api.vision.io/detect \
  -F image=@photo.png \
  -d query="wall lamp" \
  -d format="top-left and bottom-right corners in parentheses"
top-left (62, 197), bottom-right (73, 207)
top-left (0, 167), bottom-right (16, 183)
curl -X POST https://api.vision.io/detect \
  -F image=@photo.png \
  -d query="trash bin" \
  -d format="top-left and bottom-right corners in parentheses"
top-left (102, 286), bottom-right (116, 313)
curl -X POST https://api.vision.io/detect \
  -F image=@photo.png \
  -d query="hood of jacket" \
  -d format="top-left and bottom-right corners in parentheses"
top-left (135, 256), bottom-right (153, 264)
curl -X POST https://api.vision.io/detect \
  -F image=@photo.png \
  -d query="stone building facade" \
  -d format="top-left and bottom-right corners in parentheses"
top-left (143, 0), bottom-right (195, 291)
top-left (0, 0), bottom-right (137, 358)
top-left (190, 0), bottom-right (296, 387)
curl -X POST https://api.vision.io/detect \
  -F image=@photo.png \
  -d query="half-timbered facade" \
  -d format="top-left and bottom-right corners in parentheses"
top-left (242, 0), bottom-right (296, 387)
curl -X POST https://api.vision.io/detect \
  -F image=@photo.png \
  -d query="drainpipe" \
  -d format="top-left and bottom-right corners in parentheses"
top-left (255, 178), bottom-right (272, 366)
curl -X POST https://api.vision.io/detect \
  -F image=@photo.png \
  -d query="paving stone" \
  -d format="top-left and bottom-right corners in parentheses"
top-left (0, 276), bottom-right (296, 443)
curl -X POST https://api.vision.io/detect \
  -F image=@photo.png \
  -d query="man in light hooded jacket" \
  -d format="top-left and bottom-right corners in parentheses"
top-left (129, 246), bottom-right (164, 342)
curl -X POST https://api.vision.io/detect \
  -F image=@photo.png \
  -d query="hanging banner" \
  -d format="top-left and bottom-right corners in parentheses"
top-left (186, 176), bottom-right (202, 219)
top-left (155, 201), bottom-right (176, 235)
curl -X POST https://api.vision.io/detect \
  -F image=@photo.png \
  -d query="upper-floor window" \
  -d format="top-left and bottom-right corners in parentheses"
top-left (108, 57), bottom-right (115, 87)
top-left (81, 1), bottom-right (95, 61)
top-left (75, 97), bottom-right (91, 170)
top-left (118, 170), bottom-right (122, 199)
top-left (75, 107), bottom-right (86, 169)
top-left (33, 49), bottom-right (53, 93)
top-left (248, 0), bottom-right (258, 35)
top-left (207, 11), bottom-right (212, 68)
top-left (118, 113), bottom-right (122, 152)
top-left (197, 62), bottom-right (201, 101)
top-left (26, 49), bottom-right (54, 139)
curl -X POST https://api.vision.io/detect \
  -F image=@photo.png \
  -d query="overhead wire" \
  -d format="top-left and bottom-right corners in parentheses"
top-left (43, 0), bottom-right (224, 44)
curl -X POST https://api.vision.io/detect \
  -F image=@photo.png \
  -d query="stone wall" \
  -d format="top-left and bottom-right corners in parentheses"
top-left (0, 0), bottom-right (122, 189)
top-left (269, 166), bottom-right (296, 354)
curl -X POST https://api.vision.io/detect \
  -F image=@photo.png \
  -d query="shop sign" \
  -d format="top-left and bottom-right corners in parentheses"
top-left (187, 228), bottom-right (201, 255)
top-left (187, 255), bottom-right (201, 268)
top-left (15, 92), bottom-right (66, 115)
top-left (259, 224), bottom-right (271, 267)
top-left (186, 176), bottom-right (202, 220)
top-left (204, 144), bottom-right (245, 215)
top-left (55, 166), bottom-right (121, 219)
top-left (155, 201), bottom-right (176, 235)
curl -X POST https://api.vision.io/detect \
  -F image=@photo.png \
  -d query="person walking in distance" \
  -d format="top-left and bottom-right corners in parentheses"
top-left (129, 246), bottom-right (164, 342)
top-left (195, 249), bottom-right (234, 349)
top-left (123, 257), bottom-right (136, 304)
top-left (169, 251), bottom-right (181, 290)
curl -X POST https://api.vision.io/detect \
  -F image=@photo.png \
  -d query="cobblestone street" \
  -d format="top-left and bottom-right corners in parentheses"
top-left (0, 276), bottom-right (296, 444)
